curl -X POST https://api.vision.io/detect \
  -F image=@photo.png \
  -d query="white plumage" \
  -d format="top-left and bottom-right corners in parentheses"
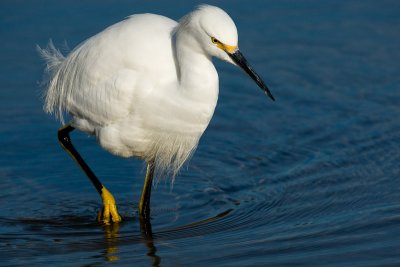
top-left (38, 6), bottom-right (273, 221)
top-left (39, 6), bottom-right (235, 177)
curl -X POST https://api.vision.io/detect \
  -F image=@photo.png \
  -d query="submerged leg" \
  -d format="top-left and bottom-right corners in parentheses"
top-left (58, 124), bottom-right (122, 224)
top-left (139, 161), bottom-right (155, 219)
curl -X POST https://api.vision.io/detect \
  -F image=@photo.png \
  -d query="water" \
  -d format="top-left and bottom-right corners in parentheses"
top-left (1, 0), bottom-right (400, 266)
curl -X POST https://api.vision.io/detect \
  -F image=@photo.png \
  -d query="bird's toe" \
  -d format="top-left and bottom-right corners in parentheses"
top-left (97, 204), bottom-right (122, 224)
top-left (97, 187), bottom-right (122, 224)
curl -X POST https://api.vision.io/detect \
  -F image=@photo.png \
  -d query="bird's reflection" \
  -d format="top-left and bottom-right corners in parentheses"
top-left (101, 217), bottom-right (160, 266)
top-left (140, 217), bottom-right (161, 267)
top-left (102, 223), bottom-right (121, 262)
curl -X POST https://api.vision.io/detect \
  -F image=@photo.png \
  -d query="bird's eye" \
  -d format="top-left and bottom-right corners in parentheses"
top-left (211, 37), bottom-right (220, 44)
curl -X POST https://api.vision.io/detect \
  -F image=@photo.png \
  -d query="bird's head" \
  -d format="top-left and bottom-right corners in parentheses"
top-left (179, 5), bottom-right (275, 101)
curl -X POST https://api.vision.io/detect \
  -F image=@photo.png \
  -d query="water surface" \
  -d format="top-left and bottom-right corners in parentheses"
top-left (1, 0), bottom-right (400, 266)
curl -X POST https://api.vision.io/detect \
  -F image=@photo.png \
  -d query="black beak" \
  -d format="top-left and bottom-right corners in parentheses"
top-left (227, 50), bottom-right (275, 101)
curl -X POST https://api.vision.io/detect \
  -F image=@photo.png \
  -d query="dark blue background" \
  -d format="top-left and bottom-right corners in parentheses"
top-left (1, 1), bottom-right (399, 266)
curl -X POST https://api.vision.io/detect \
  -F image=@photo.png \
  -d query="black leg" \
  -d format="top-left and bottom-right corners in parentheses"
top-left (139, 161), bottom-right (155, 219)
top-left (58, 125), bottom-right (103, 193)
top-left (58, 124), bottom-right (121, 223)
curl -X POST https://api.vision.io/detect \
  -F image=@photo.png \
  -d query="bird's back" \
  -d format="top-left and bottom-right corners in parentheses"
top-left (39, 9), bottom-right (222, 179)
top-left (40, 14), bottom-right (178, 128)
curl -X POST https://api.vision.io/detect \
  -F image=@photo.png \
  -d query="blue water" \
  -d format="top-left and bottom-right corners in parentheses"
top-left (1, 0), bottom-right (400, 266)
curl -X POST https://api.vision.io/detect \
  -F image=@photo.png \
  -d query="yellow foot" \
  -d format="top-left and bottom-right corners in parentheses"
top-left (97, 187), bottom-right (122, 224)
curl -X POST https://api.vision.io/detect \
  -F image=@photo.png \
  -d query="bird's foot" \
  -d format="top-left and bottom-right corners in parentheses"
top-left (97, 187), bottom-right (122, 224)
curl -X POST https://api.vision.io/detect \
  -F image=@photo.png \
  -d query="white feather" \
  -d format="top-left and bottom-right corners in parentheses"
top-left (38, 6), bottom-right (239, 181)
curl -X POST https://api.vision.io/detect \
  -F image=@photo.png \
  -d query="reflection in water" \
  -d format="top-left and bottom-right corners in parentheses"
top-left (99, 210), bottom-right (233, 265)
top-left (140, 218), bottom-right (161, 267)
top-left (101, 218), bottom-right (160, 266)
top-left (102, 223), bottom-right (121, 262)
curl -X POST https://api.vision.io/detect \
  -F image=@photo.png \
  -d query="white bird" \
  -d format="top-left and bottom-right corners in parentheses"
top-left (38, 5), bottom-right (274, 224)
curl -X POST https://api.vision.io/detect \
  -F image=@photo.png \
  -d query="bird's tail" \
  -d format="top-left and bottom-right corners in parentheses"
top-left (37, 40), bottom-right (67, 123)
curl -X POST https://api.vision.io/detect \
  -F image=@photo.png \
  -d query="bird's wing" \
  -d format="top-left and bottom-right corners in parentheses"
top-left (42, 14), bottom-right (178, 129)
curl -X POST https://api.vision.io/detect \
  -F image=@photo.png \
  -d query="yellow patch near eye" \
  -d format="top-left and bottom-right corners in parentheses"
top-left (216, 42), bottom-right (238, 53)
top-left (211, 36), bottom-right (237, 53)
top-left (223, 43), bottom-right (238, 53)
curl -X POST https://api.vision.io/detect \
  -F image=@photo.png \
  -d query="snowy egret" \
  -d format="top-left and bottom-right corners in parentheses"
top-left (38, 5), bottom-right (274, 223)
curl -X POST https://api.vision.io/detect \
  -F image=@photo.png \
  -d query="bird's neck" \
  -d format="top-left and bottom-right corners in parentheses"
top-left (174, 35), bottom-right (219, 104)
